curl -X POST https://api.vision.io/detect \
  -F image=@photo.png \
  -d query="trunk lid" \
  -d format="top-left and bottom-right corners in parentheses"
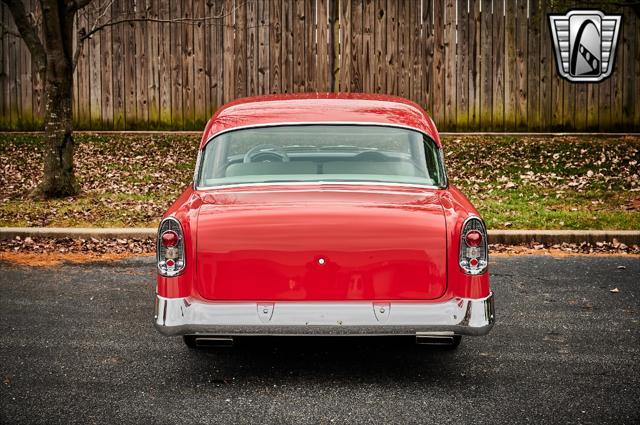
top-left (195, 186), bottom-right (447, 301)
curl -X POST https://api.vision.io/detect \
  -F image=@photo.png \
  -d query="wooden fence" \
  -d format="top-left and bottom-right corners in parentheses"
top-left (1, 0), bottom-right (639, 131)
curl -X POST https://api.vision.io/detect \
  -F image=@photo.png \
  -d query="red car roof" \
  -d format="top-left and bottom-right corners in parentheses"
top-left (200, 93), bottom-right (441, 148)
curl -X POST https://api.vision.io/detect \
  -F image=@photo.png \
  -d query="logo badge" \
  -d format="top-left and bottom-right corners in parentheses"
top-left (548, 10), bottom-right (622, 82)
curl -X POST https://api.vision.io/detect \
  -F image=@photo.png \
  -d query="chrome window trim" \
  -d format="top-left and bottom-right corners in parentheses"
top-left (194, 122), bottom-right (448, 190)
top-left (196, 180), bottom-right (442, 191)
top-left (157, 216), bottom-right (186, 277)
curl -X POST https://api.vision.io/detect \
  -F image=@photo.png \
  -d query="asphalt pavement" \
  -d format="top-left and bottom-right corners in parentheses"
top-left (0, 255), bottom-right (638, 424)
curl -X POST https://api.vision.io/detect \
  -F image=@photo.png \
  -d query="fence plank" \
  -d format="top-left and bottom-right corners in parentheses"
top-left (468, 0), bottom-right (480, 128)
top-left (432, 0), bottom-right (444, 123)
top-left (136, 2), bottom-right (149, 127)
top-left (14, 1), bottom-right (23, 127)
top-left (635, 10), bottom-right (640, 129)
top-left (504, 0), bottom-right (516, 129)
top-left (0, 5), bottom-right (5, 128)
top-left (479, 0), bottom-right (492, 129)
top-left (147, 0), bottom-right (159, 126)
top-left (444, 0), bottom-right (456, 128)
top-left (76, 7), bottom-right (91, 128)
top-left (350, 0), bottom-right (363, 92)
top-left (170, 0), bottom-right (183, 127)
top-left (316, 0), bottom-right (330, 91)
top-left (410, 0), bottom-right (422, 105)
top-left (19, 0), bottom-right (32, 127)
top-left (159, 0), bottom-right (171, 123)
top-left (99, 0), bottom-right (113, 128)
top-left (515, 0), bottom-right (527, 129)
top-left (111, 0), bottom-right (125, 129)
top-left (455, 0), bottom-right (468, 129)
top-left (281, 0), bottom-right (294, 93)
top-left (397, 0), bottom-right (410, 98)
top-left (539, 0), bottom-right (552, 129)
top-left (223, 0), bottom-right (235, 101)
top-left (158, 0), bottom-right (171, 122)
top-left (4, 3), bottom-right (18, 127)
top-left (492, 0), bottom-right (504, 130)
top-left (211, 0), bottom-right (224, 108)
top-left (182, 0), bottom-right (195, 127)
top-left (609, 6), bottom-right (624, 129)
top-left (621, 7), bottom-right (636, 129)
top-left (527, 0), bottom-right (541, 129)
top-left (422, 0), bottom-right (434, 114)
top-left (293, 0), bottom-right (306, 92)
top-left (372, 0), bottom-right (384, 93)
top-left (194, 0), bottom-right (207, 122)
top-left (339, 0), bottom-right (352, 92)
top-left (257, 0), bottom-right (270, 95)
top-left (269, 0), bottom-right (282, 94)
top-left (386, 0), bottom-right (398, 95)
top-left (305, 0), bottom-right (316, 91)
top-left (247, 0), bottom-right (259, 96)
top-left (362, 0), bottom-right (374, 93)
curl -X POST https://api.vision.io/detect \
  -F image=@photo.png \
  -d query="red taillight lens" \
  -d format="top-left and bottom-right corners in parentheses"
top-left (459, 217), bottom-right (488, 275)
top-left (161, 230), bottom-right (179, 247)
top-left (465, 230), bottom-right (483, 247)
top-left (157, 218), bottom-right (186, 277)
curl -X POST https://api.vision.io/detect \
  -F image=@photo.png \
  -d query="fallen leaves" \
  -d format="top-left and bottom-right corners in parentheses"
top-left (0, 134), bottom-right (197, 227)
top-left (1, 236), bottom-right (155, 256)
top-left (0, 134), bottom-right (639, 228)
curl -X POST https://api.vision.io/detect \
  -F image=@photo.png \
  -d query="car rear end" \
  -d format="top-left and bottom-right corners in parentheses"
top-left (153, 94), bottom-right (494, 348)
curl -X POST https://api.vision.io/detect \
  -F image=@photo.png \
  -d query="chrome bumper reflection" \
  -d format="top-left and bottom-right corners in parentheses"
top-left (154, 293), bottom-right (495, 337)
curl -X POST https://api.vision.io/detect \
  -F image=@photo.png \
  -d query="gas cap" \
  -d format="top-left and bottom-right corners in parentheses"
top-left (257, 303), bottom-right (274, 323)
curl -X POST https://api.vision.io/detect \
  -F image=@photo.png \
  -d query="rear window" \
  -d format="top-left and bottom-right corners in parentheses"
top-left (197, 125), bottom-right (446, 188)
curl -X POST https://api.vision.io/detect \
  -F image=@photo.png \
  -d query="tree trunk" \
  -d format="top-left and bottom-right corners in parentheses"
top-left (31, 0), bottom-right (79, 199)
top-left (32, 67), bottom-right (78, 198)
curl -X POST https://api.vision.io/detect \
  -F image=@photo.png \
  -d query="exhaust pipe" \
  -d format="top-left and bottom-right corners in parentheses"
top-left (194, 336), bottom-right (234, 348)
top-left (415, 332), bottom-right (455, 346)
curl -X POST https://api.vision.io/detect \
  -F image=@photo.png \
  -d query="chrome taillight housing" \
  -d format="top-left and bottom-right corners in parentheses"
top-left (459, 216), bottom-right (488, 275)
top-left (157, 217), bottom-right (186, 277)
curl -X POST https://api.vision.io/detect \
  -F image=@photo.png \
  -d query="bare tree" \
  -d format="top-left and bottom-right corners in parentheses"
top-left (2, 0), bottom-right (85, 198)
top-left (2, 0), bottom-right (235, 199)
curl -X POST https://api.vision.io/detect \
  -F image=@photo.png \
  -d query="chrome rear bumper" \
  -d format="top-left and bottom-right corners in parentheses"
top-left (154, 293), bottom-right (495, 337)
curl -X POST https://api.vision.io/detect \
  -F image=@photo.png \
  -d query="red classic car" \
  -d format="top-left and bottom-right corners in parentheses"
top-left (154, 93), bottom-right (494, 349)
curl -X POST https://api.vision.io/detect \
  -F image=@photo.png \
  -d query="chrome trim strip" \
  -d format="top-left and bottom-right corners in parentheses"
top-left (196, 180), bottom-right (442, 192)
top-left (154, 293), bottom-right (495, 337)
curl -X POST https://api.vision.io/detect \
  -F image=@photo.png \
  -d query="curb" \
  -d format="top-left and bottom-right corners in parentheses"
top-left (0, 227), bottom-right (638, 246)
